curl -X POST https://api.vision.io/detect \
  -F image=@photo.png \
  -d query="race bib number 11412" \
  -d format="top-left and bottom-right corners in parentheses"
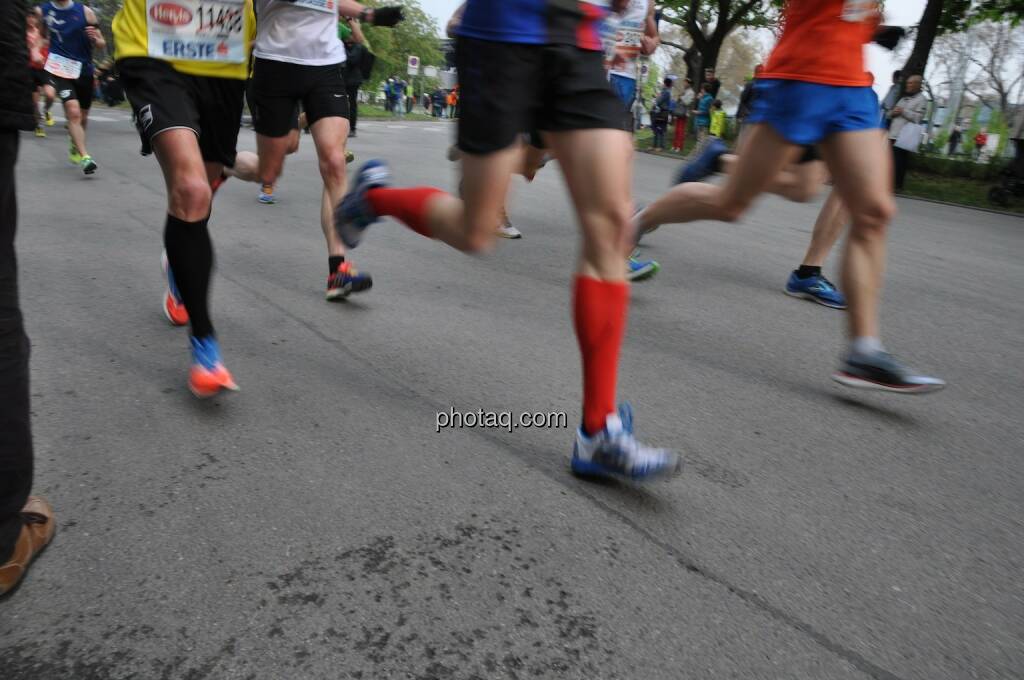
top-left (147, 0), bottom-right (247, 63)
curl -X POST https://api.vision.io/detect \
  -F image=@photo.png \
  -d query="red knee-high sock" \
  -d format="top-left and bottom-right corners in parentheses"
top-left (366, 187), bottom-right (446, 238)
top-left (573, 275), bottom-right (629, 436)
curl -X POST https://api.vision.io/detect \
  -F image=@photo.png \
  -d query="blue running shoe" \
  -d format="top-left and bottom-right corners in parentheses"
top-left (784, 271), bottom-right (847, 309)
top-left (673, 138), bottom-right (728, 185)
top-left (571, 408), bottom-right (680, 481)
top-left (334, 159), bottom-right (393, 249)
top-left (258, 184), bottom-right (276, 204)
top-left (627, 254), bottom-right (660, 281)
top-left (188, 335), bottom-right (238, 398)
top-left (326, 261), bottom-right (373, 301)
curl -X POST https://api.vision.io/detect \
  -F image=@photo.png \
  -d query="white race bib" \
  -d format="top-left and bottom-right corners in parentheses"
top-left (147, 0), bottom-right (247, 63)
top-left (43, 52), bottom-right (83, 80)
top-left (291, 0), bottom-right (336, 13)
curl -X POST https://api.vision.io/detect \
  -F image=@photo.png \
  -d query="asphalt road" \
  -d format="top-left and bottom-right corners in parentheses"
top-left (2, 108), bottom-right (1022, 680)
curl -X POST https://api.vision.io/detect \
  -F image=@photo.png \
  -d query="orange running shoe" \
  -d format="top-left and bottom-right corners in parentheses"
top-left (161, 251), bottom-right (189, 326)
top-left (188, 336), bottom-right (239, 398)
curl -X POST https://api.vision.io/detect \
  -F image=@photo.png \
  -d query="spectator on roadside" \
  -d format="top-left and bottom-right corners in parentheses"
top-left (391, 77), bottom-right (405, 117)
top-left (632, 94), bottom-right (646, 130)
top-left (709, 99), bottom-right (726, 139)
top-left (431, 87), bottom-right (445, 118)
top-left (880, 70), bottom-right (902, 128)
top-left (703, 67), bottom-right (720, 98)
top-left (693, 81), bottom-right (714, 143)
top-left (947, 125), bottom-right (961, 156)
top-left (671, 77), bottom-right (694, 152)
top-left (974, 128), bottom-right (989, 160)
top-left (341, 17), bottom-right (370, 138)
top-left (650, 76), bottom-right (673, 150)
top-left (887, 73), bottom-right (927, 191)
top-left (737, 64), bottom-right (762, 129)
top-left (446, 87), bottom-right (458, 119)
top-left (1011, 109), bottom-right (1024, 176)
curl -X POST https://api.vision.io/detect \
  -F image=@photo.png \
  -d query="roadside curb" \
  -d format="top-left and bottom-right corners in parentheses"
top-left (895, 193), bottom-right (1023, 218)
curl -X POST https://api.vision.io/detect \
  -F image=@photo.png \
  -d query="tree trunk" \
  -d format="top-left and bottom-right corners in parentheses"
top-left (902, 0), bottom-right (945, 77)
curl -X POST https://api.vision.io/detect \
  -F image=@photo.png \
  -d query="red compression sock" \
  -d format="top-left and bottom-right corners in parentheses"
top-left (573, 275), bottom-right (629, 436)
top-left (365, 187), bottom-right (446, 238)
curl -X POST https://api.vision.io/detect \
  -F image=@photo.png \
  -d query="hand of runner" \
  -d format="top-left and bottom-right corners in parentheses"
top-left (371, 6), bottom-right (404, 27)
top-left (85, 26), bottom-right (100, 42)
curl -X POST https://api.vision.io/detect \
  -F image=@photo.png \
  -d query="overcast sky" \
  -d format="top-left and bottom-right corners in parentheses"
top-left (416, 0), bottom-right (929, 97)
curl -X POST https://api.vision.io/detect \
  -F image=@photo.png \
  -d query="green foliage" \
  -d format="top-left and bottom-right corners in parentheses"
top-left (641, 61), bottom-right (661, 104)
top-left (360, 0), bottom-right (443, 95)
top-left (912, 153), bottom-right (1009, 181)
top-left (938, 0), bottom-right (1024, 34)
top-left (657, 1), bottom-right (780, 80)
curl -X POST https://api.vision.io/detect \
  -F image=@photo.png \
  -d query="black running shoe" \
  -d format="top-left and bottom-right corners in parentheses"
top-left (832, 351), bottom-right (945, 394)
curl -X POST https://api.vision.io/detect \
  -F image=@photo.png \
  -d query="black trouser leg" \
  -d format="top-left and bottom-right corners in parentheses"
top-left (346, 85), bottom-right (360, 132)
top-left (891, 142), bottom-right (909, 191)
top-left (164, 215), bottom-right (215, 339)
top-left (0, 130), bottom-right (32, 564)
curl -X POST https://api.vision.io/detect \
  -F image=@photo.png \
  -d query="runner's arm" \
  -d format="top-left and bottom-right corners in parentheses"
top-left (337, 1), bottom-right (404, 26)
top-left (640, 0), bottom-right (660, 56)
top-left (83, 6), bottom-right (105, 50)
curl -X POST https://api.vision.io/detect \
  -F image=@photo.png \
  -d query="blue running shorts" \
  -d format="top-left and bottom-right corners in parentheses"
top-left (746, 78), bottom-right (882, 146)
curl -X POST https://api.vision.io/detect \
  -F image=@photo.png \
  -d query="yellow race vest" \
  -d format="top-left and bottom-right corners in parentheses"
top-left (114, 0), bottom-right (255, 80)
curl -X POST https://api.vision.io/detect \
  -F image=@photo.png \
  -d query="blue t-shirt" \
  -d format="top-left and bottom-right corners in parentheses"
top-left (696, 93), bottom-right (713, 126)
top-left (458, 0), bottom-right (609, 51)
top-left (41, 1), bottom-right (93, 72)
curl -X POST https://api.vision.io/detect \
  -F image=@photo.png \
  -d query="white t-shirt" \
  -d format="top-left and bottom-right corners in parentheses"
top-left (605, 0), bottom-right (648, 80)
top-left (253, 0), bottom-right (346, 66)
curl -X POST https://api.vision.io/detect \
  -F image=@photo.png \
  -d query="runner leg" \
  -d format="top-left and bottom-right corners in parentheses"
top-left (546, 129), bottom-right (632, 434)
top-left (310, 115), bottom-right (350, 260)
top-left (819, 130), bottom-right (892, 340)
top-left (152, 129), bottom-right (215, 340)
top-left (637, 123), bottom-right (800, 232)
top-left (801, 188), bottom-right (848, 268)
top-left (64, 99), bottom-right (88, 158)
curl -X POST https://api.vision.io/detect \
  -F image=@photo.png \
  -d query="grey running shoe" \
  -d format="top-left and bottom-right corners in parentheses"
top-left (832, 350), bottom-right (946, 394)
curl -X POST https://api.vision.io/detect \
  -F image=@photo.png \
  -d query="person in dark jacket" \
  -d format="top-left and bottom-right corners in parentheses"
top-left (0, 0), bottom-right (57, 597)
top-left (341, 17), bottom-right (369, 138)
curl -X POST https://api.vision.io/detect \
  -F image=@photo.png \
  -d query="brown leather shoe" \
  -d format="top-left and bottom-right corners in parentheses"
top-left (0, 496), bottom-right (56, 596)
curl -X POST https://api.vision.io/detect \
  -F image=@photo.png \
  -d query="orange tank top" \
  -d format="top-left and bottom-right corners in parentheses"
top-left (760, 0), bottom-right (879, 87)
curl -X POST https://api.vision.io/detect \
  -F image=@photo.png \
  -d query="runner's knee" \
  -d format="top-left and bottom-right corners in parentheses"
top-left (318, 149), bottom-right (348, 180)
top-left (169, 176), bottom-right (213, 221)
top-left (849, 197), bottom-right (895, 237)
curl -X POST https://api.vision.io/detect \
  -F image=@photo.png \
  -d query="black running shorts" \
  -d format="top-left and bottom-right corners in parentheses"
top-left (47, 70), bottom-right (94, 109)
top-left (245, 79), bottom-right (300, 132)
top-left (31, 68), bottom-right (48, 89)
top-left (455, 38), bottom-right (628, 155)
top-left (250, 58), bottom-right (348, 138)
top-left (118, 57), bottom-right (245, 168)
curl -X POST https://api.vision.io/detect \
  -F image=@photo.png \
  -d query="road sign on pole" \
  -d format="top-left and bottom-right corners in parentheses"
top-left (407, 55), bottom-right (420, 77)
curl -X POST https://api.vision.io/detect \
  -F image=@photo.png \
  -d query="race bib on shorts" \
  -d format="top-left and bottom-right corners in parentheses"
top-left (290, 0), bottom-right (336, 13)
top-left (147, 0), bottom-right (247, 63)
top-left (841, 0), bottom-right (878, 22)
top-left (44, 52), bottom-right (82, 80)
